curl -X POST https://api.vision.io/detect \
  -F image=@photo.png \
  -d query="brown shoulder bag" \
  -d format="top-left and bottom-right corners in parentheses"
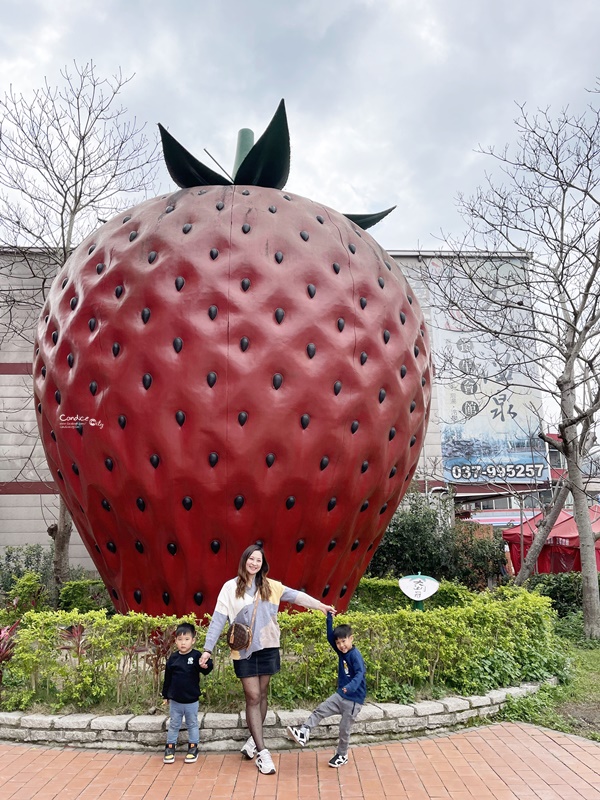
top-left (227, 591), bottom-right (259, 650)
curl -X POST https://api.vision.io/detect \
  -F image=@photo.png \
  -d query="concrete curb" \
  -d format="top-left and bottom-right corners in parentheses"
top-left (0, 679), bottom-right (555, 752)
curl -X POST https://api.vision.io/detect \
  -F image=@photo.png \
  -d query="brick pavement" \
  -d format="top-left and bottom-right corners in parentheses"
top-left (1, 722), bottom-right (599, 799)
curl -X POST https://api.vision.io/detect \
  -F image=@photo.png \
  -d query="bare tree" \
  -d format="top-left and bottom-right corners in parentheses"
top-left (419, 96), bottom-right (600, 637)
top-left (0, 61), bottom-right (159, 592)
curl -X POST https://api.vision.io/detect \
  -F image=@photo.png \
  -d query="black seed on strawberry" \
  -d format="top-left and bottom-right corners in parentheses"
top-left (275, 251), bottom-right (284, 264)
top-left (150, 454), bottom-right (160, 468)
top-left (407, 295), bottom-right (413, 304)
top-left (122, 216), bottom-right (131, 223)
top-left (148, 251), bottom-right (157, 264)
top-left (307, 284), bottom-right (316, 298)
top-left (320, 456), bottom-right (329, 470)
top-left (115, 285), bottom-right (123, 298)
top-left (50, 430), bottom-right (56, 441)
top-left (351, 420), bottom-right (359, 433)
top-left (241, 278), bottom-right (251, 291)
top-left (390, 465), bottom-right (397, 477)
top-left (52, 331), bottom-right (58, 344)
top-left (328, 499), bottom-right (337, 512)
top-left (337, 318), bottom-right (345, 332)
top-left (349, 244), bottom-right (356, 254)
top-left (163, 592), bottom-right (170, 605)
top-left (216, 201), bottom-right (224, 210)
top-left (400, 312), bottom-right (406, 324)
top-left (385, 261), bottom-right (392, 270)
top-left (129, 231), bottom-right (138, 242)
top-left (351, 539), bottom-right (359, 550)
top-left (322, 585), bottom-right (330, 596)
top-left (410, 401), bottom-right (416, 412)
top-left (316, 215), bottom-right (324, 224)
top-left (269, 205), bottom-right (277, 213)
top-left (209, 452), bottom-right (218, 467)
top-left (55, 390), bottom-right (61, 403)
top-left (67, 354), bottom-right (74, 367)
top-left (167, 542), bottom-right (177, 555)
top-left (360, 501), bottom-right (369, 512)
top-left (142, 374), bottom-right (152, 390)
top-left (334, 381), bottom-right (342, 395)
top-left (166, 205), bottom-right (174, 213)
top-left (207, 372), bottom-right (217, 387)
top-left (182, 496), bottom-right (193, 510)
top-left (273, 373), bottom-right (283, 389)
top-left (234, 495), bottom-right (244, 510)
top-left (410, 436), bottom-right (417, 447)
top-left (176, 410), bottom-right (185, 426)
top-left (105, 458), bottom-right (113, 470)
top-left (240, 337), bottom-right (249, 351)
top-left (340, 585), bottom-right (348, 597)
top-left (360, 352), bottom-right (368, 365)
top-left (107, 541), bottom-right (116, 552)
top-left (183, 224), bottom-right (192, 234)
top-left (173, 337), bottom-right (183, 353)
top-left (421, 376), bottom-right (426, 386)
top-left (241, 189), bottom-right (250, 196)
top-left (360, 297), bottom-right (367, 309)
top-left (300, 414), bottom-right (310, 429)
top-left (76, 422), bottom-right (83, 435)
top-left (111, 588), bottom-right (118, 599)
top-left (88, 245), bottom-right (96, 255)
top-left (57, 469), bottom-right (63, 480)
top-left (118, 415), bottom-right (127, 429)
top-left (266, 453), bottom-right (275, 467)
top-left (62, 278), bottom-right (68, 288)
top-left (135, 541), bottom-right (144, 553)
top-left (210, 540), bottom-right (220, 553)
top-left (70, 297), bottom-right (78, 310)
top-left (286, 497), bottom-right (296, 509)
top-left (194, 592), bottom-right (204, 605)
top-left (300, 231), bottom-right (309, 241)
top-left (361, 461), bottom-right (369, 473)
top-left (380, 503), bottom-right (388, 514)
top-left (210, 248), bottom-right (219, 260)
top-left (383, 330), bottom-right (390, 344)
top-left (389, 427), bottom-right (396, 440)
top-left (295, 538), bottom-right (304, 551)
top-left (414, 345), bottom-right (420, 357)
top-left (102, 499), bottom-right (111, 511)
top-left (307, 343), bottom-right (316, 358)
top-left (96, 263), bottom-right (105, 274)
top-left (175, 277), bottom-right (185, 291)
top-left (238, 412), bottom-right (248, 426)
top-left (275, 308), bottom-right (285, 323)
top-left (379, 389), bottom-right (386, 403)
top-left (36, 402), bottom-right (41, 414)
top-left (332, 262), bottom-right (340, 274)
top-left (242, 223), bottom-right (251, 233)
top-left (401, 365), bottom-right (407, 378)
top-left (328, 539), bottom-right (337, 550)
top-left (134, 590), bottom-right (142, 603)
top-left (112, 343), bottom-right (121, 357)
top-left (141, 308), bottom-right (151, 324)
top-left (136, 498), bottom-right (146, 511)
top-left (208, 305), bottom-right (218, 319)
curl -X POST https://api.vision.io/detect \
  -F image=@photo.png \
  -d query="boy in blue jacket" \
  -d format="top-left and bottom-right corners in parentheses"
top-left (287, 612), bottom-right (366, 767)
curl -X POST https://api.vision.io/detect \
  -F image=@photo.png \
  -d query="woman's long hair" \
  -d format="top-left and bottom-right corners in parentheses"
top-left (235, 544), bottom-right (271, 599)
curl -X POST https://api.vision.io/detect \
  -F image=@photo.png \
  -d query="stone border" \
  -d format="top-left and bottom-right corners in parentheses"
top-left (0, 680), bottom-right (555, 752)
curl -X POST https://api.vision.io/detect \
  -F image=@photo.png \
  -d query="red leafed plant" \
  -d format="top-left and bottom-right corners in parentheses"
top-left (0, 621), bottom-right (20, 687)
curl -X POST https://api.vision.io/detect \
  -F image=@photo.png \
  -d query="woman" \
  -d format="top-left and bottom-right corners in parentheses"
top-left (199, 544), bottom-right (335, 775)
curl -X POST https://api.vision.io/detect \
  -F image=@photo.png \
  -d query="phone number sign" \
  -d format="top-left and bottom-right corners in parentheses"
top-left (450, 462), bottom-right (546, 481)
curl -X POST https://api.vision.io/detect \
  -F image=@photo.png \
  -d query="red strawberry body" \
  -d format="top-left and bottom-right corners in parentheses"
top-left (33, 119), bottom-right (431, 618)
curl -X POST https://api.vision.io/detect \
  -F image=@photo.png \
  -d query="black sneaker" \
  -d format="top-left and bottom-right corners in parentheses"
top-left (328, 753), bottom-right (348, 768)
top-left (163, 743), bottom-right (175, 764)
top-left (184, 743), bottom-right (199, 764)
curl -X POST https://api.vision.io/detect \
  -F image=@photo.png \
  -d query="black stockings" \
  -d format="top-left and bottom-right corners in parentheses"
top-left (241, 675), bottom-right (271, 752)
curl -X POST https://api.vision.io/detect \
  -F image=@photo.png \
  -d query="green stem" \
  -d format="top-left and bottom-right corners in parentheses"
top-left (233, 128), bottom-right (254, 177)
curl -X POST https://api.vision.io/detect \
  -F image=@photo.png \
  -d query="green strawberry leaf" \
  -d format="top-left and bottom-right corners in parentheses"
top-left (344, 206), bottom-right (396, 230)
top-left (233, 99), bottom-right (290, 189)
top-left (159, 124), bottom-right (232, 188)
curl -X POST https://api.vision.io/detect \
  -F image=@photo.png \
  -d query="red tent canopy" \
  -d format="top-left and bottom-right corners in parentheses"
top-left (502, 505), bottom-right (600, 574)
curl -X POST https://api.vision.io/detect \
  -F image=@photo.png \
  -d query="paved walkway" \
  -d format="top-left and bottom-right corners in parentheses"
top-left (1, 722), bottom-right (599, 800)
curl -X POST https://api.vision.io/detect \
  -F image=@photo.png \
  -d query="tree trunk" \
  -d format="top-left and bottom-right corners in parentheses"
top-left (47, 497), bottom-right (72, 596)
top-left (514, 483), bottom-right (570, 585)
top-left (568, 454), bottom-right (600, 638)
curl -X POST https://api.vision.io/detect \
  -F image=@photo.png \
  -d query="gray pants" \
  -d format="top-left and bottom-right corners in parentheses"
top-left (304, 693), bottom-right (362, 756)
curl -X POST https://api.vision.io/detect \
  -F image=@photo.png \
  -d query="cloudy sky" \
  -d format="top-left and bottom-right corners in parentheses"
top-left (1, 0), bottom-right (599, 250)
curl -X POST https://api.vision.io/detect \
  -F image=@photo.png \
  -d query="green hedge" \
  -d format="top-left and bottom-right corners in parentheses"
top-left (349, 576), bottom-right (476, 612)
top-left (0, 587), bottom-right (568, 714)
top-left (525, 572), bottom-right (600, 617)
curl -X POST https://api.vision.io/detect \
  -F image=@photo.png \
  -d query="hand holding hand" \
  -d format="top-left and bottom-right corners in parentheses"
top-left (320, 603), bottom-right (337, 615)
top-left (199, 651), bottom-right (211, 668)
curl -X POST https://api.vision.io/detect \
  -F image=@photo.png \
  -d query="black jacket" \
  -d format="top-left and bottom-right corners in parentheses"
top-left (161, 648), bottom-right (213, 703)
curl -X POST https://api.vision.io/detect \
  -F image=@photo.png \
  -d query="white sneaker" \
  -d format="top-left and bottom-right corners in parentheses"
top-left (286, 725), bottom-right (310, 747)
top-left (240, 736), bottom-right (257, 759)
top-left (256, 748), bottom-right (276, 774)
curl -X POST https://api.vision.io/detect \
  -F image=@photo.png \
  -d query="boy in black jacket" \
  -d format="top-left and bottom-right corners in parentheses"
top-left (286, 612), bottom-right (366, 767)
top-left (162, 622), bottom-right (213, 764)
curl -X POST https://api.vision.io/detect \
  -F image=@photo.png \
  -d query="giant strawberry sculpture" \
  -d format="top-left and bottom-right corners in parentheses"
top-left (33, 101), bottom-right (432, 617)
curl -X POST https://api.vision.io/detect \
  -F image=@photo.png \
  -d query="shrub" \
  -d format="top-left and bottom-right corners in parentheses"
top-left (525, 572), bottom-right (597, 617)
top-left (59, 580), bottom-right (113, 613)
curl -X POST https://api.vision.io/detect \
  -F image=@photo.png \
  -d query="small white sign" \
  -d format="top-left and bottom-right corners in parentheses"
top-left (399, 574), bottom-right (439, 601)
